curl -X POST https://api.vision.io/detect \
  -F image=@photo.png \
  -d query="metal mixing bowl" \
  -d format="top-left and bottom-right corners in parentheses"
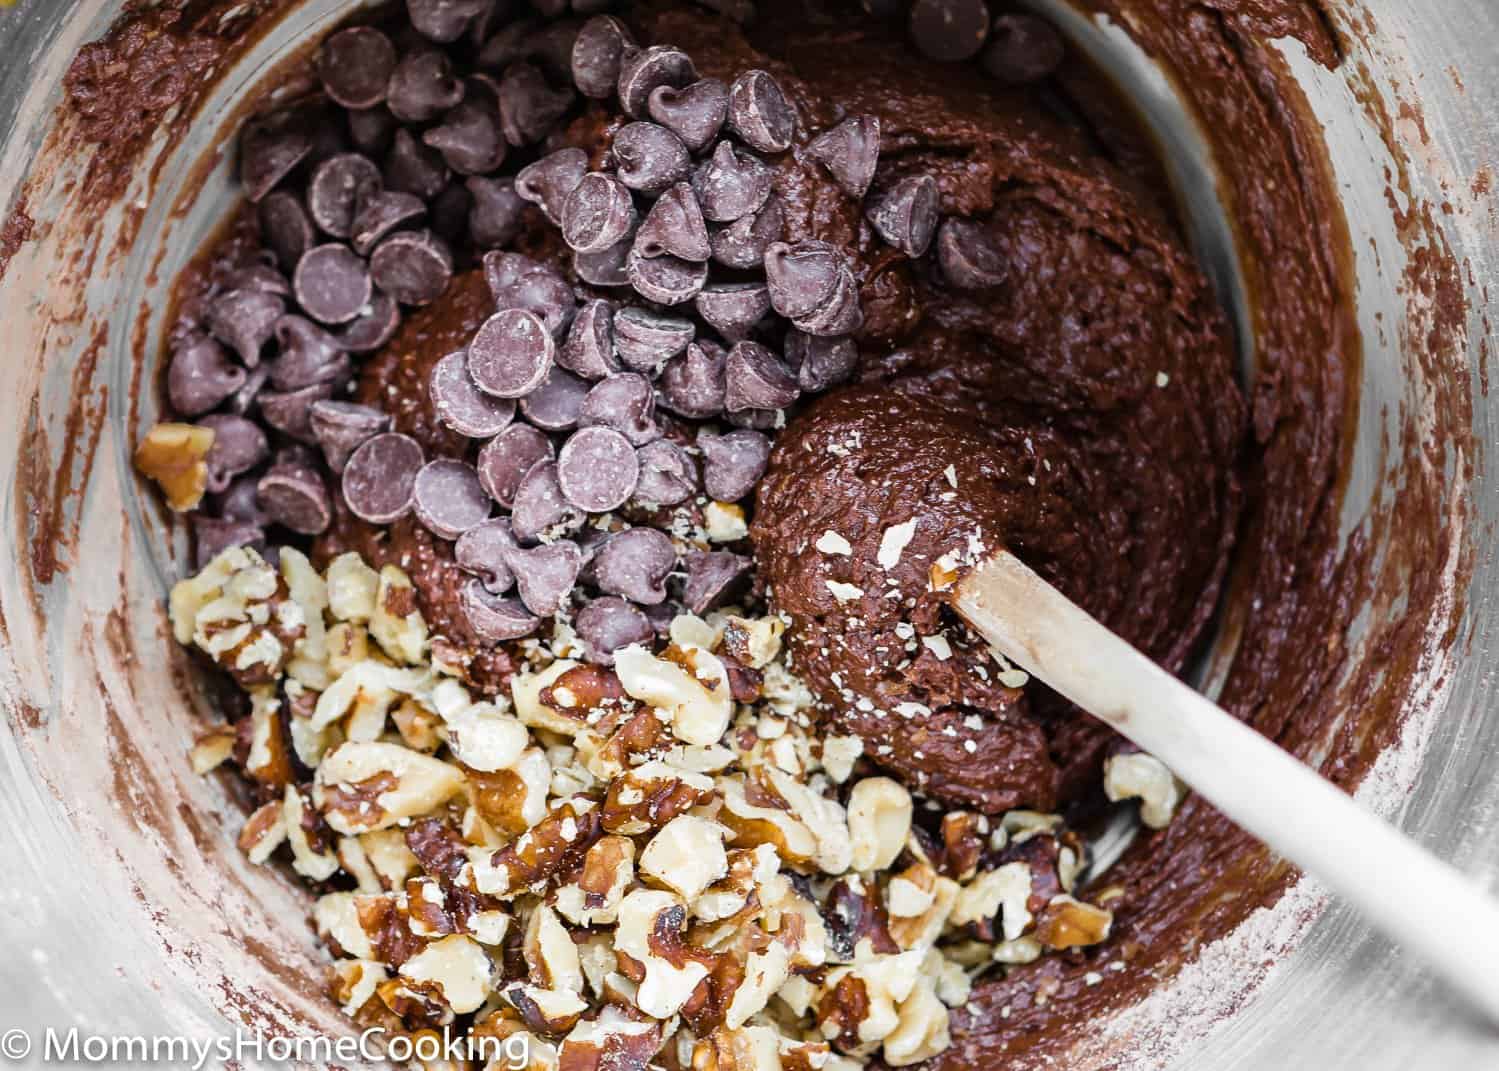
top-left (0, 1), bottom-right (1495, 1067)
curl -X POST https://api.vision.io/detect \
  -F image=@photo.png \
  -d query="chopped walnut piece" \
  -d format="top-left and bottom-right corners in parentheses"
top-left (555, 834), bottom-right (635, 927)
top-left (602, 760), bottom-right (716, 836)
top-left (189, 728), bottom-right (236, 774)
top-left (315, 891), bottom-right (376, 959)
top-left (640, 815), bottom-right (730, 901)
top-left (284, 783), bottom-right (340, 881)
top-left (846, 778), bottom-right (911, 874)
top-left (882, 979), bottom-right (949, 1067)
top-left (716, 776), bottom-right (818, 870)
top-left (505, 983), bottom-right (589, 1036)
top-left (371, 565), bottom-right (428, 665)
top-left (468, 747), bottom-right (551, 836)
top-left (1104, 751), bottom-right (1184, 829)
top-left (615, 644), bottom-right (734, 747)
top-left (1033, 894), bottom-right (1113, 949)
top-left (949, 861), bottom-right (1032, 942)
top-left (238, 799), bottom-right (287, 864)
top-left (524, 904), bottom-right (585, 993)
top-left (135, 421), bottom-right (214, 511)
top-left (314, 741), bottom-right (466, 835)
top-left (557, 1008), bottom-right (662, 1071)
top-left (884, 862), bottom-right (958, 952)
top-left (513, 659), bottom-right (593, 737)
top-left (326, 552), bottom-right (380, 623)
top-left (468, 799), bottom-right (602, 898)
top-left (399, 934), bottom-right (496, 1015)
top-left (614, 889), bottom-right (712, 1018)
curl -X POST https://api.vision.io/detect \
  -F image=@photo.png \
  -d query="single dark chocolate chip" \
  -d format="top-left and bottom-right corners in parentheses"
top-left (612, 308), bottom-right (694, 374)
top-left (347, 105), bottom-right (397, 157)
top-left (698, 427), bottom-right (770, 501)
top-left (350, 189), bottom-right (427, 256)
top-left (498, 62), bottom-right (575, 146)
top-left (455, 517), bottom-right (518, 594)
top-left (785, 329), bottom-right (858, 392)
top-left (434, 180), bottom-right (475, 247)
top-left (592, 527), bottom-right (675, 604)
top-left (478, 17), bottom-right (544, 68)
top-left (520, 366), bottom-right (591, 430)
top-left (461, 580), bottom-right (542, 641)
top-left (515, 147), bottom-right (589, 224)
top-left (413, 458), bottom-right (494, 539)
top-left (613, 122), bottom-right (692, 194)
top-left (485, 252), bottom-right (577, 337)
top-left (257, 456), bottom-right (333, 535)
top-left (682, 550), bottom-right (750, 614)
top-left (764, 240), bottom-right (862, 335)
top-left (431, 351), bottom-right (516, 437)
top-left (659, 340), bottom-right (727, 419)
top-left (468, 175), bottom-right (528, 248)
top-left (576, 596), bottom-right (653, 665)
top-left (268, 316), bottom-right (351, 392)
top-left (388, 48), bottom-right (466, 123)
top-left (310, 399), bottom-right (392, 474)
top-left (338, 292), bottom-right (403, 353)
top-left (727, 69), bottom-right (795, 154)
top-left (508, 540), bottom-right (584, 616)
top-left (294, 244), bottom-right (373, 325)
top-left (936, 217), bottom-right (1006, 289)
top-left (511, 460), bottom-right (586, 543)
top-left (867, 174), bottom-right (939, 257)
top-left (307, 153), bottom-right (383, 239)
top-left (342, 431), bottom-right (424, 523)
top-left (168, 336), bottom-right (248, 417)
top-left (578, 372), bottom-right (660, 445)
top-left (240, 109), bottom-right (314, 203)
top-left (469, 308), bottom-right (556, 398)
top-left (571, 15), bottom-right (637, 99)
top-left (695, 282), bottom-right (769, 342)
top-left (617, 45), bottom-right (697, 119)
top-left (692, 141), bottom-right (773, 223)
top-left (478, 423), bottom-right (555, 508)
top-left (224, 262), bottom-right (292, 297)
top-left (557, 426), bottom-right (640, 512)
top-left (408, 0), bottom-right (491, 42)
top-left (225, 364), bottom-right (270, 418)
top-left (370, 229), bottom-right (454, 306)
top-left (627, 251), bottom-right (708, 306)
top-left (647, 78), bottom-right (729, 154)
top-left (524, 20), bottom-right (584, 79)
top-left (558, 299), bottom-right (619, 380)
top-left (423, 97), bottom-right (508, 175)
top-left (319, 26), bottom-right (398, 109)
top-left (634, 182), bottom-right (710, 262)
top-left (794, 264), bottom-right (864, 336)
top-left (725, 340), bottom-right (799, 412)
top-left (574, 235), bottom-right (635, 287)
top-left (384, 128), bottom-right (451, 200)
top-left (806, 114), bottom-right (880, 199)
top-left (982, 13), bottom-right (1065, 84)
top-left (633, 438), bottom-right (698, 506)
top-left (207, 288), bottom-right (284, 367)
top-left (212, 474), bottom-right (269, 524)
top-left (259, 191), bottom-right (315, 272)
top-left (562, 172), bottom-right (636, 254)
top-left (909, 0), bottom-right (990, 61)
top-left (710, 194), bottom-right (784, 270)
top-left (198, 413), bottom-right (269, 494)
top-left (192, 515), bottom-right (266, 570)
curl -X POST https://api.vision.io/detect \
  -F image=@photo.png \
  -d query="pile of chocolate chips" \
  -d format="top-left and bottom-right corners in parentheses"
top-left (164, 0), bottom-right (1060, 662)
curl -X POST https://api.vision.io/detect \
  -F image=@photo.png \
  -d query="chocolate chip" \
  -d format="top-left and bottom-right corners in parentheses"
top-left (692, 141), bottom-right (773, 223)
top-left (508, 540), bottom-right (584, 616)
top-left (524, 21), bottom-right (584, 79)
top-left (613, 122), bottom-right (691, 195)
top-left (648, 77), bottom-right (729, 154)
top-left (557, 426), bottom-right (640, 512)
top-left (168, 336), bottom-right (248, 417)
top-left (807, 114), bottom-right (880, 198)
top-left (306, 153), bottom-right (382, 239)
top-left (659, 340), bottom-right (727, 419)
top-left (207, 287), bottom-right (284, 367)
top-left (485, 252), bottom-right (578, 337)
top-left (257, 456), bottom-right (333, 535)
top-left (347, 105), bottom-right (397, 157)
top-left (212, 474), bottom-right (270, 524)
top-left (462, 580), bottom-right (542, 641)
top-left (634, 438), bottom-right (698, 506)
top-left (785, 330), bottom-right (858, 392)
top-left (408, 0), bottom-right (490, 42)
top-left (350, 189), bottom-right (427, 256)
top-left (682, 550), bottom-right (750, 614)
top-left (936, 217), bottom-right (1006, 289)
top-left (435, 182), bottom-right (479, 248)
top-left (576, 597), bottom-right (653, 665)
top-left (617, 45), bottom-right (697, 119)
top-left (192, 515), bottom-right (266, 570)
top-left (726, 407), bottom-right (780, 430)
top-left (574, 236), bottom-right (635, 287)
top-left (578, 372), bottom-right (660, 445)
top-left (431, 351), bottom-right (516, 437)
top-left (983, 13), bottom-right (1065, 84)
top-left (469, 308), bottom-right (556, 398)
top-left (558, 299), bottom-right (619, 380)
top-left (199, 413), bottom-right (269, 494)
top-left (478, 423), bottom-right (554, 508)
top-left (293, 244), bottom-right (372, 325)
top-left (412, 458), bottom-right (493, 539)
top-left (520, 366), bottom-right (591, 430)
top-left (498, 62), bottom-right (575, 146)
top-left (511, 460), bottom-right (586, 543)
top-left (695, 282), bottom-right (770, 342)
top-left (370, 229), bottom-right (454, 307)
top-left (240, 109), bottom-right (313, 203)
top-left (388, 48), bottom-right (465, 123)
top-left (727, 69), bottom-right (795, 153)
top-left (423, 96), bottom-right (507, 175)
top-left (478, 17), bottom-right (544, 68)
top-left (268, 315), bottom-right (351, 391)
top-left (225, 364), bottom-right (270, 418)
top-left (634, 182), bottom-right (710, 262)
top-left (259, 191), bottom-right (315, 272)
top-left (909, 0), bottom-right (990, 61)
top-left (338, 293), bottom-right (403, 353)
top-left (342, 431), bottom-right (424, 523)
top-left (593, 527), bottom-right (675, 604)
top-left (710, 194), bottom-right (784, 269)
top-left (627, 251), bottom-right (708, 306)
top-left (562, 172), bottom-right (636, 254)
top-left (612, 308), bottom-right (694, 374)
top-left (725, 341), bottom-right (799, 412)
top-left (225, 262), bottom-right (292, 297)
top-left (467, 176), bottom-right (528, 248)
top-left (310, 400), bottom-right (393, 473)
top-left (318, 26), bottom-right (398, 108)
top-left (515, 147), bottom-right (588, 224)
top-left (455, 517), bottom-right (518, 593)
top-left (764, 240), bottom-right (862, 335)
top-left (867, 174), bottom-right (939, 257)
top-left (571, 15), bottom-right (637, 99)
top-left (384, 128), bottom-right (451, 200)
top-left (698, 428), bottom-right (770, 501)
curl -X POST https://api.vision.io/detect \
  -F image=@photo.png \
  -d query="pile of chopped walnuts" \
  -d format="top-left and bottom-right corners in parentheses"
top-left (178, 545), bottom-right (1175, 1069)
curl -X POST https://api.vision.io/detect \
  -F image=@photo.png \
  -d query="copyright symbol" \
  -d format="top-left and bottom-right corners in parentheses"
top-left (0, 1030), bottom-right (30, 1060)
